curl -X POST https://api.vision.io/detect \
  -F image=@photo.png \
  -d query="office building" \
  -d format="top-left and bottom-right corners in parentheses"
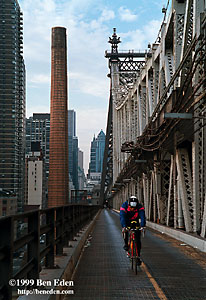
top-left (89, 135), bottom-right (97, 174)
top-left (88, 130), bottom-right (105, 177)
top-left (68, 110), bottom-right (79, 190)
top-left (26, 111), bottom-right (81, 201)
top-left (72, 136), bottom-right (79, 190)
top-left (0, 189), bottom-right (17, 217)
top-left (78, 149), bottom-right (86, 190)
top-left (96, 130), bottom-right (106, 173)
top-left (25, 142), bottom-right (45, 209)
top-left (68, 110), bottom-right (76, 136)
top-left (26, 113), bottom-right (50, 180)
top-left (0, 0), bottom-right (26, 213)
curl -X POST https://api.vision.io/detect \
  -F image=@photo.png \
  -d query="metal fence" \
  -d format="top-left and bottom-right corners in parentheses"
top-left (0, 204), bottom-right (100, 300)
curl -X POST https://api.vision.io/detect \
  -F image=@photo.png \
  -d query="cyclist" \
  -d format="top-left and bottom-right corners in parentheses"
top-left (120, 196), bottom-right (146, 263)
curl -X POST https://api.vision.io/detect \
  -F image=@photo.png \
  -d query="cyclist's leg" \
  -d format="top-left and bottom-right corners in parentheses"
top-left (135, 230), bottom-right (141, 256)
top-left (123, 231), bottom-right (129, 250)
top-left (135, 230), bottom-right (142, 265)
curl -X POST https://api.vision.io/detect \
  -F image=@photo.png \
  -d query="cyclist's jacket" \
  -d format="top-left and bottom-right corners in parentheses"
top-left (120, 201), bottom-right (146, 228)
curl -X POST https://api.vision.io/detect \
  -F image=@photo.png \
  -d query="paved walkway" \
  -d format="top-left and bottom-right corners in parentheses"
top-left (65, 209), bottom-right (206, 300)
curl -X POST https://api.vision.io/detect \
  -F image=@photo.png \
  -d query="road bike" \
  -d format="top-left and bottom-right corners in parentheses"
top-left (126, 221), bottom-right (144, 275)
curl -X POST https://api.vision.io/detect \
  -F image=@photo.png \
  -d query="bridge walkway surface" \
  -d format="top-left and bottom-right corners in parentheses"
top-left (65, 209), bottom-right (206, 300)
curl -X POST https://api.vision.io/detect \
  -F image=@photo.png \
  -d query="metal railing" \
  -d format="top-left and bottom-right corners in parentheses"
top-left (0, 204), bottom-right (100, 300)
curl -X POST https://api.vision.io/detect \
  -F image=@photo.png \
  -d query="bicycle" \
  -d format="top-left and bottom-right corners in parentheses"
top-left (126, 221), bottom-right (144, 275)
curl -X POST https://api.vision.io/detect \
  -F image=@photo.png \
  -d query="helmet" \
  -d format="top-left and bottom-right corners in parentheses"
top-left (128, 196), bottom-right (138, 208)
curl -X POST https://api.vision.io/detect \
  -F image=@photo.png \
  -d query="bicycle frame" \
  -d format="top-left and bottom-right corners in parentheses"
top-left (128, 228), bottom-right (139, 259)
top-left (127, 222), bottom-right (141, 274)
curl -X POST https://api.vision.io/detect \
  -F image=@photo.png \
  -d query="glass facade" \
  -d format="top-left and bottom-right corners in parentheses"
top-left (0, 0), bottom-right (26, 212)
top-left (68, 110), bottom-right (79, 190)
top-left (96, 130), bottom-right (106, 173)
top-left (88, 130), bottom-right (105, 175)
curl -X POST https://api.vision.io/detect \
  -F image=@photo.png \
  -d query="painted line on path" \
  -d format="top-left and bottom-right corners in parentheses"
top-left (141, 262), bottom-right (168, 300)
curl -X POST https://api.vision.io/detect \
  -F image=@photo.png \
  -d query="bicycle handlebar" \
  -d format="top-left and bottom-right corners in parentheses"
top-left (123, 226), bottom-right (146, 237)
top-left (126, 227), bottom-right (141, 231)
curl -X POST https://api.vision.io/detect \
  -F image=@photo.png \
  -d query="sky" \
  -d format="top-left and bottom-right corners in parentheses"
top-left (19, 0), bottom-right (169, 173)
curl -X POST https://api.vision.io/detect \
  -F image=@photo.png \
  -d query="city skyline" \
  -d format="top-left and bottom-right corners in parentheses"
top-left (19, 0), bottom-right (168, 171)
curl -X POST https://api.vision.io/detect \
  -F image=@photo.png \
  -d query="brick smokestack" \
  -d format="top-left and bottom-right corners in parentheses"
top-left (48, 27), bottom-right (69, 207)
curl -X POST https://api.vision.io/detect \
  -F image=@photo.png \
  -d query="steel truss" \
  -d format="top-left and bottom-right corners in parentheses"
top-left (103, 1), bottom-right (206, 238)
top-left (100, 92), bottom-right (113, 205)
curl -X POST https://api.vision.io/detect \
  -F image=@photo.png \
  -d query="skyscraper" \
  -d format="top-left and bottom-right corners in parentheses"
top-left (0, 0), bottom-right (26, 213)
top-left (88, 130), bottom-right (105, 176)
top-left (68, 110), bottom-right (79, 190)
top-left (89, 136), bottom-right (97, 174)
top-left (48, 27), bottom-right (69, 207)
top-left (26, 113), bottom-right (50, 180)
top-left (96, 130), bottom-right (106, 173)
top-left (78, 149), bottom-right (86, 190)
top-left (68, 110), bottom-right (76, 136)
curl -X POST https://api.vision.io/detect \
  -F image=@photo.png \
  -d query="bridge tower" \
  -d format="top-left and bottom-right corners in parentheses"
top-left (101, 29), bottom-right (146, 206)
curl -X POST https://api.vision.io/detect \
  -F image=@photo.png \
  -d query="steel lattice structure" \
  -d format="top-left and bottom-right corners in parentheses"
top-left (102, 0), bottom-right (206, 238)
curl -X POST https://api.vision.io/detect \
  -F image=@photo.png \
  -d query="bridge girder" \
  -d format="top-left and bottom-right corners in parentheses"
top-left (102, 0), bottom-right (206, 238)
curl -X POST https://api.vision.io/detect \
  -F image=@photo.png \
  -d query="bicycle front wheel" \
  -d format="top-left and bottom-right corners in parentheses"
top-left (130, 241), bottom-right (134, 270)
top-left (134, 241), bottom-right (139, 274)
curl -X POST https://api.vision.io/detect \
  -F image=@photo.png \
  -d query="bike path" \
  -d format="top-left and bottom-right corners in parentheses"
top-left (65, 209), bottom-right (206, 300)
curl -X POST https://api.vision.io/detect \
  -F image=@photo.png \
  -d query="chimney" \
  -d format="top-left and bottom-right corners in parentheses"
top-left (48, 27), bottom-right (69, 207)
